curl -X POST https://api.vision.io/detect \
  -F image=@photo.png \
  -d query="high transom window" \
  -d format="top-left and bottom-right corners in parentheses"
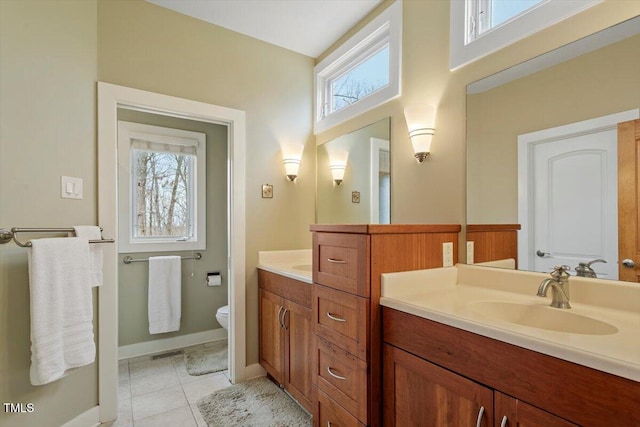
top-left (450, 0), bottom-right (602, 70)
top-left (314, 1), bottom-right (401, 134)
top-left (468, 0), bottom-right (544, 42)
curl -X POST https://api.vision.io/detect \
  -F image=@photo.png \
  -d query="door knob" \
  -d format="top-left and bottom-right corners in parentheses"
top-left (536, 250), bottom-right (550, 257)
top-left (622, 259), bottom-right (635, 268)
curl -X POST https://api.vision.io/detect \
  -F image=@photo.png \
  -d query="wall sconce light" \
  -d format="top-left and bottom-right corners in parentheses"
top-left (283, 158), bottom-right (301, 182)
top-left (329, 164), bottom-right (346, 186)
top-left (404, 105), bottom-right (436, 163)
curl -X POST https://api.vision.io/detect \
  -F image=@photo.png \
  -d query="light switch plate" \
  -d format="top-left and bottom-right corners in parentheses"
top-left (466, 241), bottom-right (474, 264)
top-left (443, 242), bottom-right (454, 267)
top-left (61, 176), bottom-right (83, 199)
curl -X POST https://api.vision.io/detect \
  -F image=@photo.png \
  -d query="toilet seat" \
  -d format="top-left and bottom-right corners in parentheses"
top-left (217, 305), bottom-right (229, 317)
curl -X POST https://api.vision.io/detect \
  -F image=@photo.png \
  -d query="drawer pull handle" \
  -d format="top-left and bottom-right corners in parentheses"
top-left (327, 366), bottom-right (347, 381)
top-left (326, 312), bottom-right (347, 323)
top-left (327, 258), bottom-right (347, 264)
top-left (476, 406), bottom-right (485, 427)
top-left (500, 415), bottom-right (508, 427)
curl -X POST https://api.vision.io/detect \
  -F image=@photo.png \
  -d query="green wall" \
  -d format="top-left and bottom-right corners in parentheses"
top-left (116, 109), bottom-right (228, 346)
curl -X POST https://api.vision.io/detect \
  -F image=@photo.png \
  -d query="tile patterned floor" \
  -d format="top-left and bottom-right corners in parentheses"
top-left (111, 343), bottom-right (232, 427)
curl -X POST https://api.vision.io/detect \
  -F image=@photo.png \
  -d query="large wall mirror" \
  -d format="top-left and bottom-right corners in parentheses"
top-left (466, 17), bottom-right (640, 281)
top-left (317, 118), bottom-right (391, 224)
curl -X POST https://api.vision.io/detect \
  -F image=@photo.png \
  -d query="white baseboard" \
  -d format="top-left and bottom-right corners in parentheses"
top-left (244, 363), bottom-right (267, 380)
top-left (61, 406), bottom-right (100, 427)
top-left (118, 328), bottom-right (227, 360)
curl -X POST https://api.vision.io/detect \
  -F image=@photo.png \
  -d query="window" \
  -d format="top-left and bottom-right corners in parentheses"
top-left (450, 0), bottom-right (602, 70)
top-left (468, 0), bottom-right (544, 42)
top-left (331, 46), bottom-right (390, 114)
top-left (315, 1), bottom-right (401, 134)
top-left (118, 120), bottom-right (206, 252)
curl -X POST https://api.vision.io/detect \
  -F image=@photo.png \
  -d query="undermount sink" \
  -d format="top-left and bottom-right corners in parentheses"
top-left (291, 264), bottom-right (312, 272)
top-left (468, 301), bottom-right (619, 335)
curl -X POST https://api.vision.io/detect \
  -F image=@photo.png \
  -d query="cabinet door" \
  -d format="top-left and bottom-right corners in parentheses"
top-left (283, 299), bottom-right (313, 412)
top-left (494, 392), bottom-right (579, 427)
top-left (259, 289), bottom-right (284, 384)
top-left (383, 344), bottom-right (493, 427)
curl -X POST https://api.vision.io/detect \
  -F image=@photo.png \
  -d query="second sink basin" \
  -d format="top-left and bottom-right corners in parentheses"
top-left (469, 301), bottom-right (619, 335)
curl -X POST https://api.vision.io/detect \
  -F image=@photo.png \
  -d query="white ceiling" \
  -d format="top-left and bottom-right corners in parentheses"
top-left (146, 0), bottom-right (383, 58)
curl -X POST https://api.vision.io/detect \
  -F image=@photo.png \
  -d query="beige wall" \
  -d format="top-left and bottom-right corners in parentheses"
top-left (467, 35), bottom-right (640, 223)
top-left (315, 0), bottom-right (639, 257)
top-left (98, 0), bottom-right (316, 365)
top-left (116, 109), bottom-right (229, 346)
top-left (0, 1), bottom-right (99, 427)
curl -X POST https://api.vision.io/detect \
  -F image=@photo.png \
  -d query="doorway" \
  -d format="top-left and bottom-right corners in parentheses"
top-left (518, 109), bottom-right (639, 279)
top-left (97, 82), bottom-right (246, 423)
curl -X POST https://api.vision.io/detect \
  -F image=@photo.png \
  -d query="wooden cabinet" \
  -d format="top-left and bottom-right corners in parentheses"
top-left (494, 392), bottom-right (579, 427)
top-left (383, 344), bottom-right (493, 427)
top-left (383, 306), bottom-right (640, 427)
top-left (258, 270), bottom-right (313, 412)
top-left (310, 224), bottom-right (461, 427)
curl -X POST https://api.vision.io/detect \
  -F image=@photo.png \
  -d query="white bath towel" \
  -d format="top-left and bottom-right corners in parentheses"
top-left (71, 226), bottom-right (104, 287)
top-left (28, 237), bottom-right (96, 386)
top-left (148, 256), bottom-right (182, 334)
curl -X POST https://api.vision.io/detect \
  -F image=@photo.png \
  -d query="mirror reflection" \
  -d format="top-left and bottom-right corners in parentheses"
top-left (317, 118), bottom-right (390, 224)
top-left (466, 18), bottom-right (640, 281)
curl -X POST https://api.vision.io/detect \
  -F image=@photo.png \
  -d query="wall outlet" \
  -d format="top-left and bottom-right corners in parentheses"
top-left (466, 241), bottom-right (474, 264)
top-left (443, 242), bottom-right (454, 267)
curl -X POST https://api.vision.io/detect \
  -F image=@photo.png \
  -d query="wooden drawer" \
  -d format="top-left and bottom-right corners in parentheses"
top-left (258, 269), bottom-right (312, 308)
top-left (312, 284), bottom-right (369, 360)
top-left (315, 387), bottom-right (366, 427)
top-left (315, 336), bottom-right (368, 423)
top-left (313, 233), bottom-right (369, 296)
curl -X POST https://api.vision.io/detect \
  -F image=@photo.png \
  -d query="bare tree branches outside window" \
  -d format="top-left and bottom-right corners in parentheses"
top-left (330, 46), bottom-right (390, 114)
top-left (133, 150), bottom-right (193, 238)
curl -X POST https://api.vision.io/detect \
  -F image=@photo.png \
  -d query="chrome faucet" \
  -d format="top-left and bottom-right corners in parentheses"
top-left (575, 259), bottom-right (606, 278)
top-left (537, 265), bottom-right (572, 309)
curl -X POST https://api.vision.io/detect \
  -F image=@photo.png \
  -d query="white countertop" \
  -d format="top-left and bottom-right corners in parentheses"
top-left (380, 264), bottom-right (640, 381)
top-left (257, 249), bottom-right (312, 284)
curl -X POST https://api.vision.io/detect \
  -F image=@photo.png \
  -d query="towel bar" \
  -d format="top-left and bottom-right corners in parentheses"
top-left (0, 227), bottom-right (114, 248)
top-left (122, 253), bottom-right (202, 264)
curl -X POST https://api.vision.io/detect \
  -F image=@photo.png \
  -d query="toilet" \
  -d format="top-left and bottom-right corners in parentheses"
top-left (216, 305), bottom-right (229, 330)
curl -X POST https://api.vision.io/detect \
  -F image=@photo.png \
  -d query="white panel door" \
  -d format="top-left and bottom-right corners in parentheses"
top-left (531, 129), bottom-right (618, 279)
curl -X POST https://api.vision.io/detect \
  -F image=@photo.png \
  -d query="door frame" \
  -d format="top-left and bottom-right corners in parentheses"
top-left (97, 82), bottom-right (246, 422)
top-left (369, 137), bottom-right (390, 224)
top-left (517, 109), bottom-right (639, 271)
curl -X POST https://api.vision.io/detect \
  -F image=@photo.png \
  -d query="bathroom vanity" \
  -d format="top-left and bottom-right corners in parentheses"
top-left (381, 265), bottom-right (640, 426)
top-left (257, 250), bottom-right (314, 412)
top-left (309, 224), bottom-right (462, 427)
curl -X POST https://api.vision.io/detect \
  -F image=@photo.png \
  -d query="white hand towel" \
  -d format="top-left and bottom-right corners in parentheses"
top-left (28, 237), bottom-right (95, 386)
top-left (148, 256), bottom-right (182, 334)
top-left (72, 226), bottom-right (104, 287)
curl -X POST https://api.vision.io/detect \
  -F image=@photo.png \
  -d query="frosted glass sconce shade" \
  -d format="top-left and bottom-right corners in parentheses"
top-left (404, 105), bottom-right (436, 163)
top-left (330, 164), bottom-right (346, 186)
top-left (283, 158), bottom-right (301, 181)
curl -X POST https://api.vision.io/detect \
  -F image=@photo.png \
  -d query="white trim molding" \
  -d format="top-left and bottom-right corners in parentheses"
top-left (118, 329), bottom-right (227, 360)
top-left (98, 82), bottom-right (246, 424)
